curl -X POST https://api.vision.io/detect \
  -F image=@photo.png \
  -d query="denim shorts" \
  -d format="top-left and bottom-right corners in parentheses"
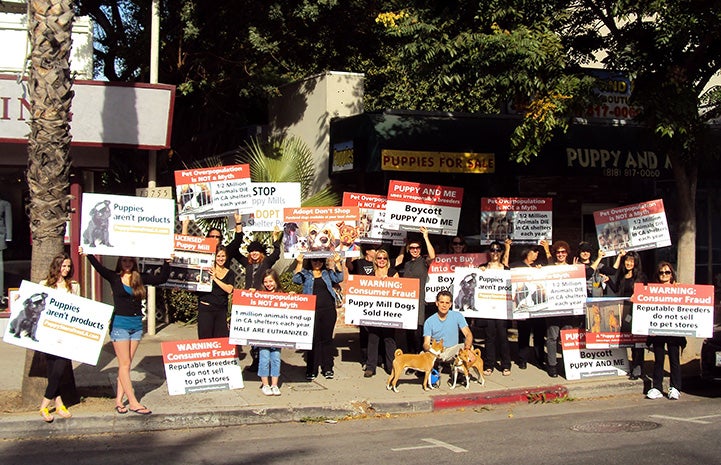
top-left (110, 326), bottom-right (143, 342)
top-left (110, 315), bottom-right (144, 342)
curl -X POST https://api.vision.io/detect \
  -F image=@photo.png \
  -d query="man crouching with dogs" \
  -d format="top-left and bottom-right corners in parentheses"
top-left (423, 290), bottom-right (475, 380)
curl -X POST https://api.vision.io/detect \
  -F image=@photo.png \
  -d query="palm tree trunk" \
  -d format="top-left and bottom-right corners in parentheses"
top-left (22, 0), bottom-right (77, 408)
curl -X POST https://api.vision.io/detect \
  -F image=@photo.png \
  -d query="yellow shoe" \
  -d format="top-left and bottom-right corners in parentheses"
top-left (56, 405), bottom-right (72, 419)
top-left (40, 407), bottom-right (54, 423)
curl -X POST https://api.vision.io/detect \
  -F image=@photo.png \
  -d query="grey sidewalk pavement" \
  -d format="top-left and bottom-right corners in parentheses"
top-left (0, 322), bottom-right (702, 439)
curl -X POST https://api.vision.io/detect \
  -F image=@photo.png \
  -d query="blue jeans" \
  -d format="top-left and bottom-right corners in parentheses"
top-left (258, 347), bottom-right (281, 377)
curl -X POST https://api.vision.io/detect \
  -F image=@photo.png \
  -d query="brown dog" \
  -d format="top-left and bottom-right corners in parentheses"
top-left (386, 339), bottom-right (444, 392)
top-left (450, 347), bottom-right (485, 389)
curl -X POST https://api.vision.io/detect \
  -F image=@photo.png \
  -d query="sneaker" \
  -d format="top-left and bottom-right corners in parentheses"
top-left (271, 385), bottom-right (281, 396)
top-left (668, 387), bottom-right (680, 400)
top-left (646, 387), bottom-right (663, 399)
top-left (547, 365), bottom-right (558, 378)
top-left (323, 370), bottom-right (334, 379)
top-left (305, 372), bottom-right (317, 380)
top-left (261, 385), bottom-right (273, 396)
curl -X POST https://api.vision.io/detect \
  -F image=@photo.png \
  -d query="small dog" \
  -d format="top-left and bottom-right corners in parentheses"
top-left (450, 347), bottom-right (485, 389)
top-left (83, 200), bottom-right (113, 247)
top-left (387, 339), bottom-right (444, 392)
top-left (9, 292), bottom-right (48, 342)
top-left (454, 273), bottom-right (477, 311)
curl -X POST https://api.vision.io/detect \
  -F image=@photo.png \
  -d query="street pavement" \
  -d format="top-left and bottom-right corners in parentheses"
top-left (0, 322), bottom-right (703, 439)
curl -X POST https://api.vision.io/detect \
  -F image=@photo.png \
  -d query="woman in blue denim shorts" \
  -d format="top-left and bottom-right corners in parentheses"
top-left (81, 248), bottom-right (169, 414)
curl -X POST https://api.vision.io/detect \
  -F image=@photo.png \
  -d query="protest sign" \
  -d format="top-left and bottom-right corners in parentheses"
top-left (236, 182), bottom-right (301, 232)
top-left (451, 267), bottom-right (512, 319)
top-left (384, 180), bottom-right (463, 236)
top-left (175, 164), bottom-right (252, 220)
top-left (480, 197), bottom-right (552, 244)
top-left (140, 234), bottom-right (217, 292)
top-left (425, 253), bottom-right (488, 303)
top-left (584, 297), bottom-right (647, 348)
top-left (511, 265), bottom-right (587, 319)
top-left (80, 193), bottom-right (174, 259)
top-left (161, 338), bottom-right (244, 395)
top-left (229, 290), bottom-right (316, 349)
top-left (342, 192), bottom-right (406, 245)
top-left (631, 283), bottom-right (715, 338)
top-left (561, 328), bottom-right (629, 380)
top-left (593, 199), bottom-right (671, 256)
top-left (282, 206), bottom-right (360, 258)
top-left (3, 281), bottom-right (113, 365)
top-left (344, 275), bottom-right (420, 329)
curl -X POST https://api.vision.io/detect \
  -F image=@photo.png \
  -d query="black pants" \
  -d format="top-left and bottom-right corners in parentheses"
top-left (651, 336), bottom-right (684, 390)
top-left (307, 304), bottom-right (337, 375)
top-left (365, 327), bottom-right (396, 374)
top-left (483, 319), bottom-right (511, 371)
top-left (197, 308), bottom-right (229, 339)
top-left (44, 354), bottom-right (71, 399)
top-left (518, 318), bottom-right (546, 366)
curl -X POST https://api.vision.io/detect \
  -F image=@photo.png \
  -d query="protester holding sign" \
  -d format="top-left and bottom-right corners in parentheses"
top-left (395, 226), bottom-right (436, 353)
top-left (645, 262), bottom-right (685, 400)
top-left (573, 242), bottom-right (608, 297)
top-left (509, 242), bottom-right (545, 370)
top-left (541, 240), bottom-right (575, 378)
top-left (608, 250), bottom-right (647, 380)
top-left (364, 249), bottom-right (400, 378)
top-left (257, 270), bottom-right (285, 396)
top-left (197, 245), bottom-right (235, 339)
top-left (479, 241), bottom-right (512, 376)
top-left (227, 222), bottom-right (282, 371)
top-left (227, 221), bottom-right (282, 290)
top-left (82, 248), bottom-right (170, 415)
top-left (293, 253), bottom-right (345, 380)
top-left (37, 253), bottom-right (80, 423)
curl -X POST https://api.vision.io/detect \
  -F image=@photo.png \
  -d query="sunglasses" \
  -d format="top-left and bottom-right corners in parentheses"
top-left (376, 256), bottom-right (388, 260)
top-left (556, 250), bottom-right (567, 254)
top-left (409, 246), bottom-right (421, 250)
top-left (659, 270), bottom-right (672, 275)
top-left (452, 242), bottom-right (464, 246)
top-left (489, 248), bottom-right (502, 253)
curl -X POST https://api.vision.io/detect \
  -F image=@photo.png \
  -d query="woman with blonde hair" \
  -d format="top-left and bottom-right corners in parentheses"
top-left (364, 249), bottom-right (399, 377)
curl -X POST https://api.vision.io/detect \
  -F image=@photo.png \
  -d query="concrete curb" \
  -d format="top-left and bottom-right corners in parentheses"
top-left (0, 379), bottom-right (646, 440)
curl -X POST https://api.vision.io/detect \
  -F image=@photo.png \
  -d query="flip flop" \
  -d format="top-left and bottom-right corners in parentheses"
top-left (40, 407), bottom-right (54, 423)
top-left (55, 405), bottom-right (72, 418)
top-left (115, 405), bottom-right (128, 414)
top-left (129, 406), bottom-right (152, 415)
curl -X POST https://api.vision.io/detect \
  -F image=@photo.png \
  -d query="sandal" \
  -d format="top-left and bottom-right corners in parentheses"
top-left (502, 369), bottom-right (511, 377)
top-left (55, 405), bottom-right (72, 418)
top-left (483, 369), bottom-right (493, 376)
top-left (129, 406), bottom-right (152, 415)
top-left (40, 407), bottom-right (54, 423)
top-left (115, 405), bottom-right (128, 414)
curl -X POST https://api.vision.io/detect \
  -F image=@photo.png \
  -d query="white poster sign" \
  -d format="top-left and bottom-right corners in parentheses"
top-left (452, 267), bottom-right (512, 319)
top-left (344, 275), bottom-right (420, 329)
top-left (237, 182), bottom-right (301, 232)
top-left (3, 281), bottom-right (113, 366)
top-left (80, 193), bottom-right (175, 259)
top-left (229, 290), bottom-right (316, 350)
top-left (561, 329), bottom-right (629, 380)
top-left (631, 283), bottom-right (715, 338)
top-left (162, 338), bottom-right (244, 395)
top-left (384, 180), bottom-right (463, 236)
top-left (174, 164), bottom-right (252, 220)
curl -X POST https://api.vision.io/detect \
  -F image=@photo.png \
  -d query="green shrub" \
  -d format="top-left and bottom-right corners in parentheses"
top-left (162, 288), bottom-right (198, 323)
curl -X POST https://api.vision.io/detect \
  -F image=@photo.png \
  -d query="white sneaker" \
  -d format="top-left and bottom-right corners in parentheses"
top-left (271, 385), bottom-right (281, 396)
top-left (646, 388), bottom-right (663, 399)
top-left (668, 387), bottom-right (680, 400)
top-left (261, 385), bottom-right (273, 396)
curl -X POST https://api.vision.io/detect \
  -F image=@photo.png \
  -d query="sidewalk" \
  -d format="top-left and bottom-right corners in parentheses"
top-left (0, 322), bottom-right (699, 439)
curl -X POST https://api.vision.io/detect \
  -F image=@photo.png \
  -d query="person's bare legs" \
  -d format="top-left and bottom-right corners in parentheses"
top-left (113, 339), bottom-right (148, 412)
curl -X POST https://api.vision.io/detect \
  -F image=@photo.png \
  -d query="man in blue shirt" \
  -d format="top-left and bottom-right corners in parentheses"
top-left (423, 290), bottom-right (474, 362)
